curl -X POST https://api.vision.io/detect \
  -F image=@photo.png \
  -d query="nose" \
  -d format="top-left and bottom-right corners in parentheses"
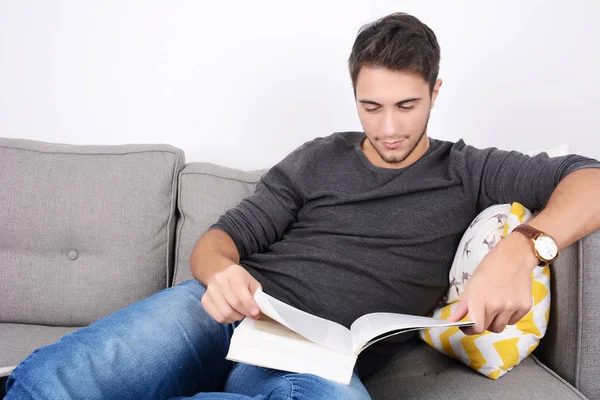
top-left (382, 110), bottom-right (396, 136)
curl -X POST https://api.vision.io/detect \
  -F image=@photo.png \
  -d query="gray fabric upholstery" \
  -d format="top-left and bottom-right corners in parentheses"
top-left (173, 162), bottom-right (265, 285)
top-left (0, 323), bottom-right (79, 367)
top-left (2, 141), bottom-right (599, 400)
top-left (534, 241), bottom-right (580, 386)
top-left (0, 137), bottom-right (185, 326)
top-left (579, 230), bottom-right (600, 398)
top-left (364, 339), bottom-right (586, 400)
top-left (535, 229), bottom-right (600, 399)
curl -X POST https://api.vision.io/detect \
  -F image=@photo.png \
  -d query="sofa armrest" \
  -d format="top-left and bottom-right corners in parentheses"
top-left (535, 229), bottom-right (600, 399)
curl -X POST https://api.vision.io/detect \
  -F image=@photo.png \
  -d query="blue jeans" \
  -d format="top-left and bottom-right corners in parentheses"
top-left (5, 280), bottom-right (371, 400)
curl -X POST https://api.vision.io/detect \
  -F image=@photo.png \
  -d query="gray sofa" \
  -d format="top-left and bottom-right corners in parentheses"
top-left (0, 137), bottom-right (597, 399)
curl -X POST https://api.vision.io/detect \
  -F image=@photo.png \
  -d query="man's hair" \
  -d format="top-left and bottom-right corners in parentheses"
top-left (348, 12), bottom-right (440, 96)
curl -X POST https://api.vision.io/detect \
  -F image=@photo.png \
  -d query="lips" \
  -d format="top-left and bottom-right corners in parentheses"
top-left (382, 139), bottom-right (404, 150)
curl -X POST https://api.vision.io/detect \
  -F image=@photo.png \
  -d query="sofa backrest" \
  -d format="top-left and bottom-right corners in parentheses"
top-left (0, 137), bottom-right (184, 326)
top-left (173, 162), bottom-right (266, 286)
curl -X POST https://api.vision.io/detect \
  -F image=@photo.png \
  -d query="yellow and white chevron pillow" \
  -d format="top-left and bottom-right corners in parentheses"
top-left (419, 202), bottom-right (551, 379)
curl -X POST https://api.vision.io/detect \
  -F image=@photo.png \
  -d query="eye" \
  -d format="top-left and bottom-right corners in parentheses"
top-left (398, 105), bottom-right (415, 111)
top-left (365, 107), bottom-right (380, 113)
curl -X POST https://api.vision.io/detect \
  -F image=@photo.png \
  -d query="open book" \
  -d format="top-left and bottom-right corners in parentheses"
top-left (0, 366), bottom-right (15, 378)
top-left (226, 288), bottom-right (474, 385)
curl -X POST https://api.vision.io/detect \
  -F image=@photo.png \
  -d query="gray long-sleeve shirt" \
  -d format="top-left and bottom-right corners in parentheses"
top-left (211, 131), bottom-right (599, 329)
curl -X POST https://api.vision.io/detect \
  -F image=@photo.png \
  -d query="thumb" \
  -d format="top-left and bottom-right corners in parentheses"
top-left (248, 277), bottom-right (262, 296)
top-left (448, 295), bottom-right (468, 322)
top-left (246, 278), bottom-right (263, 319)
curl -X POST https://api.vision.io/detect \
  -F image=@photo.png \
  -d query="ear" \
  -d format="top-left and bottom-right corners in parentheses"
top-left (430, 79), bottom-right (443, 109)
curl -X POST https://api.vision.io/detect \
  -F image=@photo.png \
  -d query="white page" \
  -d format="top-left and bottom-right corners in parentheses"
top-left (254, 288), bottom-right (353, 355)
top-left (227, 318), bottom-right (355, 384)
top-left (350, 312), bottom-right (474, 355)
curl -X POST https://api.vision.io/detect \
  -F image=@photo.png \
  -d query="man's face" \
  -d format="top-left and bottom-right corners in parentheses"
top-left (355, 66), bottom-right (442, 168)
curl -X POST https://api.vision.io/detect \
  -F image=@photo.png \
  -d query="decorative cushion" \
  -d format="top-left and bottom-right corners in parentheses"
top-left (173, 162), bottom-right (266, 285)
top-left (419, 202), bottom-right (551, 379)
top-left (0, 137), bottom-right (184, 326)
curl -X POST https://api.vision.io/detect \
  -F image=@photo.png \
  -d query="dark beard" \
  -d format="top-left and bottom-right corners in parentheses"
top-left (369, 112), bottom-right (430, 165)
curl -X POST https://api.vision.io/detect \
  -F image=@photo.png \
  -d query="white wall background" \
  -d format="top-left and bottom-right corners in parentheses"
top-left (1, 0), bottom-right (598, 170)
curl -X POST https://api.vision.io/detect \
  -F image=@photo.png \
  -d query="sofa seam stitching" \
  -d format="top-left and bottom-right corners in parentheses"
top-left (531, 355), bottom-right (587, 399)
top-left (159, 169), bottom-right (263, 286)
top-left (173, 169), bottom-right (261, 280)
top-left (575, 238), bottom-right (584, 389)
top-left (0, 145), bottom-right (181, 157)
top-left (179, 171), bottom-right (262, 185)
top-left (165, 152), bottom-right (182, 289)
top-left (172, 172), bottom-right (186, 286)
top-left (0, 142), bottom-right (180, 156)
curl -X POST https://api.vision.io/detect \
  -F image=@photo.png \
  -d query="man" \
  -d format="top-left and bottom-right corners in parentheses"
top-left (6, 12), bottom-right (600, 400)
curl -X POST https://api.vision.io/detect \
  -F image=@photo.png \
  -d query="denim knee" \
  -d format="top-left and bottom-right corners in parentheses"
top-left (5, 279), bottom-right (236, 399)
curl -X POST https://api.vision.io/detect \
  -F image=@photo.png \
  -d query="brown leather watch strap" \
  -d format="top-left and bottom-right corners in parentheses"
top-left (513, 224), bottom-right (543, 240)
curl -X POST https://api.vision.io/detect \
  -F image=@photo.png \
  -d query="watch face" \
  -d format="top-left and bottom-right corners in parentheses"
top-left (535, 235), bottom-right (558, 261)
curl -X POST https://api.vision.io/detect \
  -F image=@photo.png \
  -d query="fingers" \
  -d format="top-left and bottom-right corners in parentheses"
top-left (202, 289), bottom-right (244, 324)
top-left (461, 297), bottom-right (532, 335)
top-left (487, 304), bottom-right (530, 333)
top-left (487, 312), bottom-right (511, 333)
top-left (224, 267), bottom-right (262, 318)
top-left (222, 278), bottom-right (260, 319)
top-left (507, 297), bottom-right (533, 325)
top-left (232, 279), bottom-right (261, 317)
top-left (507, 310), bottom-right (525, 326)
top-left (214, 286), bottom-right (247, 321)
top-left (448, 296), bottom-right (468, 322)
top-left (220, 277), bottom-right (252, 317)
top-left (248, 277), bottom-right (262, 296)
top-left (461, 298), bottom-right (485, 335)
top-left (202, 264), bottom-right (263, 324)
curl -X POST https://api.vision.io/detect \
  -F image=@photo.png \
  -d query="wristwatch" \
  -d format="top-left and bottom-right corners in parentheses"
top-left (512, 224), bottom-right (559, 265)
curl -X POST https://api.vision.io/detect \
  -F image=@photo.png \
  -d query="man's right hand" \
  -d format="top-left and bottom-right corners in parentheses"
top-left (201, 264), bottom-right (262, 324)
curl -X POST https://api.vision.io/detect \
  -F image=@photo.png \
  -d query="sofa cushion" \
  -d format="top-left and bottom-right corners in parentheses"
top-left (0, 323), bottom-right (80, 368)
top-left (0, 137), bottom-right (184, 326)
top-left (173, 163), bottom-right (265, 285)
top-left (420, 202), bottom-right (551, 380)
top-left (363, 338), bottom-right (586, 400)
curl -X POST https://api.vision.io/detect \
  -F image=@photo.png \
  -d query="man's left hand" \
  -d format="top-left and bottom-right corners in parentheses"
top-left (447, 232), bottom-right (540, 334)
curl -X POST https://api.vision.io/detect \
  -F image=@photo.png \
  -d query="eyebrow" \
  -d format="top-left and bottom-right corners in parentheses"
top-left (358, 97), bottom-right (422, 107)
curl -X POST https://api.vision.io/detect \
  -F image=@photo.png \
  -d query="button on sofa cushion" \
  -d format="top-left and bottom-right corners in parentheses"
top-left (0, 137), bottom-right (184, 326)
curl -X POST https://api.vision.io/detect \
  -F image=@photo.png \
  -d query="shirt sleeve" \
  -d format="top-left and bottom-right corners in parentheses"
top-left (209, 143), bottom-right (307, 258)
top-left (459, 142), bottom-right (600, 212)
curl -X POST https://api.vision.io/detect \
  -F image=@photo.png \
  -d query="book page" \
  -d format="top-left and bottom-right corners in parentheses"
top-left (350, 312), bottom-right (474, 355)
top-left (254, 288), bottom-right (353, 355)
top-left (227, 316), bottom-right (356, 384)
